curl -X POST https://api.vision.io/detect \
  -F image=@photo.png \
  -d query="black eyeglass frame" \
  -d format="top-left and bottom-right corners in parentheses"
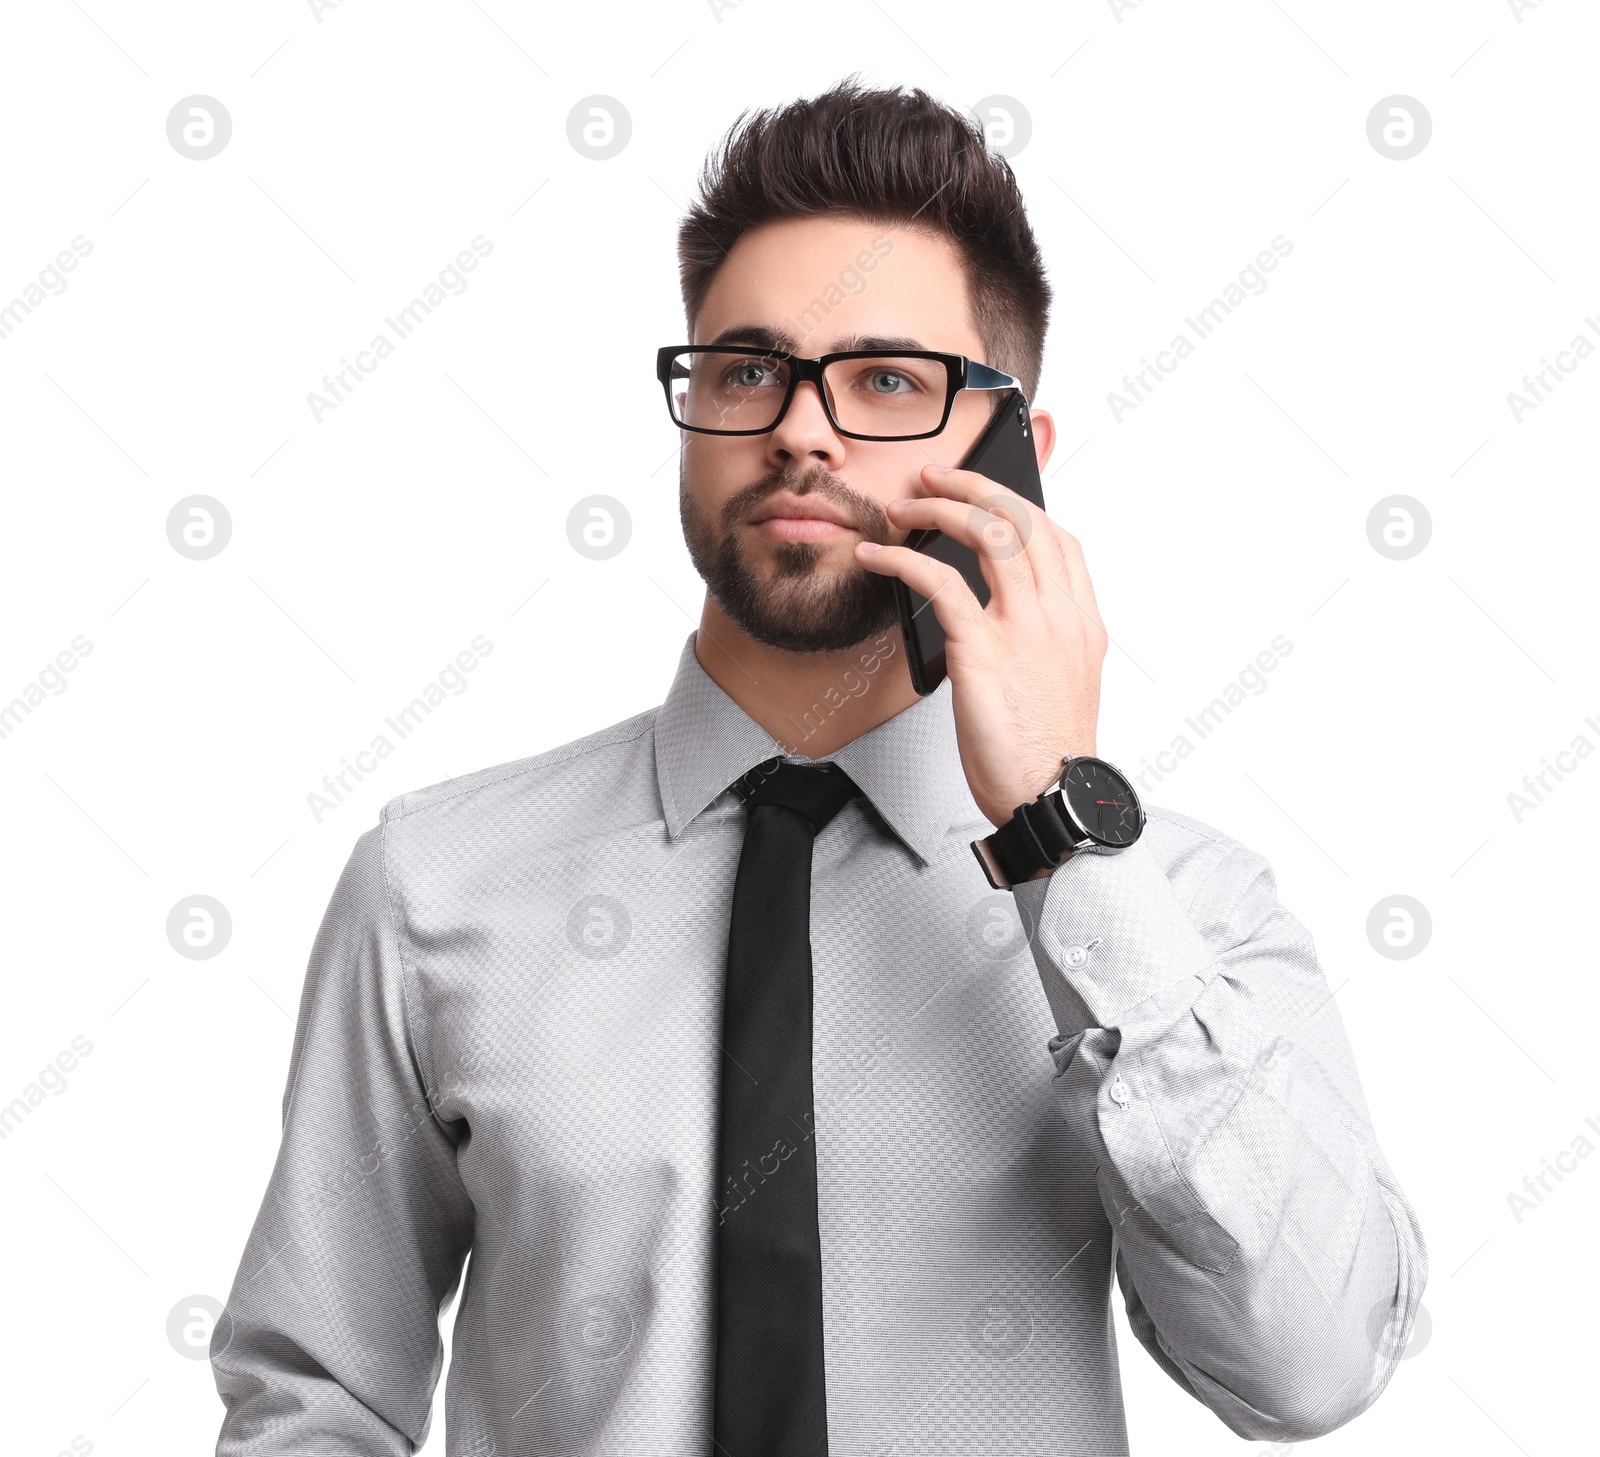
top-left (655, 345), bottom-right (1024, 442)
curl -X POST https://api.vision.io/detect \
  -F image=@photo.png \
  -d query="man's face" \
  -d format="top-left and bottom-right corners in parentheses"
top-left (678, 216), bottom-right (998, 655)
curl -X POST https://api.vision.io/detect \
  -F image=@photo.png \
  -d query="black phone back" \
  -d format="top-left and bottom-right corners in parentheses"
top-left (892, 390), bottom-right (1046, 695)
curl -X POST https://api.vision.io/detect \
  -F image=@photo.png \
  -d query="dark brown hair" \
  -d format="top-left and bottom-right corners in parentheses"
top-left (677, 79), bottom-right (1052, 400)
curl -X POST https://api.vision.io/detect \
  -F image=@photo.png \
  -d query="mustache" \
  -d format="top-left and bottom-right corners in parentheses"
top-left (723, 464), bottom-right (892, 541)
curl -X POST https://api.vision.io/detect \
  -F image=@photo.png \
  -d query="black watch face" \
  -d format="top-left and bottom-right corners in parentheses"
top-left (1060, 759), bottom-right (1143, 846)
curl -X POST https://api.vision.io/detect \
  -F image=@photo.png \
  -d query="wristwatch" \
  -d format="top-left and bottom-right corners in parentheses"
top-left (971, 755), bottom-right (1146, 891)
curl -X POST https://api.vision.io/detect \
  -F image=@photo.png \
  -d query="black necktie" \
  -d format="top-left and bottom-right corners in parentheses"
top-left (712, 757), bottom-right (862, 1457)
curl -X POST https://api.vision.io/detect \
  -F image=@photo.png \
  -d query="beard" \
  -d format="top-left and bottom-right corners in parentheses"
top-left (680, 461), bottom-right (901, 654)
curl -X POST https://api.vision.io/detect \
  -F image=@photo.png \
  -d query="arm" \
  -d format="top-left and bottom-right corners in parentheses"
top-left (851, 453), bottom-right (1426, 1437)
top-left (212, 820), bottom-right (476, 1454)
top-left (1012, 832), bottom-right (1428, 1442)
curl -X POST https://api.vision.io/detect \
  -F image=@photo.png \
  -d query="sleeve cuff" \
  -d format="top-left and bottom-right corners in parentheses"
top-left (1011, 836), bottom-right (1223, 1030)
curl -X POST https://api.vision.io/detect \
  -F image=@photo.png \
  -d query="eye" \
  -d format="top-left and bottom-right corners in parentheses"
top-left (725, 359), bottom-right (780, 388)
top-left (867, 369), bottom-right (913, 394)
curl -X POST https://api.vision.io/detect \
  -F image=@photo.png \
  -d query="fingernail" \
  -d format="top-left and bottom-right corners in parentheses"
top-left (858, 542), bottom-right (883, 553)
top-left (926, 464), bottom-right (954, 473)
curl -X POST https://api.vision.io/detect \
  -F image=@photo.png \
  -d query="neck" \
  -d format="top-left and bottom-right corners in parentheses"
top-left (693, 595), bottom-right (921, 758)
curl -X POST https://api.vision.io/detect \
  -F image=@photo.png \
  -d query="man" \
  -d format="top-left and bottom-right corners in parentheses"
top-left (212, 81), bottom-right (1426, 1455)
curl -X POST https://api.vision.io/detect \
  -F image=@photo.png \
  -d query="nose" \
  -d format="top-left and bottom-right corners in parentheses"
top-left (765, 379), bottom-right (845, 472)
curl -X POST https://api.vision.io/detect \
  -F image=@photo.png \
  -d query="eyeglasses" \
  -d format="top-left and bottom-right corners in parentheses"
top-left (656, 345), bottom-right (1023, 442)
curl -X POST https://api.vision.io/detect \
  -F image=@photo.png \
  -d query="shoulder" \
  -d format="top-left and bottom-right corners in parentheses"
top-left (371, 705), bottom-right (662, 877)
top-left (387, 706), bottom-right (656, 821)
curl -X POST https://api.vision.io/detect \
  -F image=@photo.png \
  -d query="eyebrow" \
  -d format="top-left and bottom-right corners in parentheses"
top-left (701, 324), bottom-right (932, 355)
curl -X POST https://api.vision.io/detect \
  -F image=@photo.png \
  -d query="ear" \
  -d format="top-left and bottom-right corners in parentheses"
top-left (1027, 408), bottom-right (1056, 471)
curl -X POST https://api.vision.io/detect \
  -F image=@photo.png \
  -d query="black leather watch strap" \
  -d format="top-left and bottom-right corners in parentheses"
top-left (971, 790), bottom-right (1078, 891)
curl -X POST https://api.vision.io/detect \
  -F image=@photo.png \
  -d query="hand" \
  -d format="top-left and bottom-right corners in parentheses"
top-left (855, 462), bottom-right (1107, 830)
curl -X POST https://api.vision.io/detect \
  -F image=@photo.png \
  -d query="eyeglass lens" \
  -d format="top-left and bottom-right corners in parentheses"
top-left (666, 349), bottom-right (949, 437)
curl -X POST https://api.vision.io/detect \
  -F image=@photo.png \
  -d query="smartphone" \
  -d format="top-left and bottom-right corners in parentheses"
top-left (891, 389), bottom-right (1046, 696)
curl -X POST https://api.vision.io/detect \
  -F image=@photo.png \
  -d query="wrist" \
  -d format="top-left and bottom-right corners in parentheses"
top-left (983, 744), bottom-right (1097, 831)
top-left (971, 753), bottom-right (1143, 893)
top-left (983, 751), bottom-right (1096, 830)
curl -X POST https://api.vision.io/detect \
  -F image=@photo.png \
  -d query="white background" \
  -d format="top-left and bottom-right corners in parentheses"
top-left (1, 1), bottom-right (1595, 1453)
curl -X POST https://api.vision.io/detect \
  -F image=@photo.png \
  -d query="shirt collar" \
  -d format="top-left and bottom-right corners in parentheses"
top-left (652, 630), bottom-right (972, 867)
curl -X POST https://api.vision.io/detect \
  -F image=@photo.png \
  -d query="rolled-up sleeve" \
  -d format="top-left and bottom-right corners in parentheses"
top-left (212, 819), bottom-right (476, 1454)
top-left (1011, 833), bottom-right (1427, 1442)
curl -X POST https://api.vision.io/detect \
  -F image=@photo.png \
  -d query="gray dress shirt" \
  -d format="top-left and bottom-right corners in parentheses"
top-left (212, 629), bottom-right (1427, 1455)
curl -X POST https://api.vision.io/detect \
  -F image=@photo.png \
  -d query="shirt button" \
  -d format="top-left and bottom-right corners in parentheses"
top-left (1109, 1077), bottom-right (1131, 1108)
top-left (1064, 944), bottom-right (1089, 969)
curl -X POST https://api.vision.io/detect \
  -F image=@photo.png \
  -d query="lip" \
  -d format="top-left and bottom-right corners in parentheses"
top-left (750, 493), bottom-right (857, 528)
top-left (749, 493), bottom-right (859, 541)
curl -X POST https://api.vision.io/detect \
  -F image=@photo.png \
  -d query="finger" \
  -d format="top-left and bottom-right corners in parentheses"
top-left (853, 542), bottom-right (994, 652)
top-left (1040, 527), bottom-right (1103, 636)
top-left (886, 496), bottom-right (1036, 611)
top-left (917, 464), bottom-right (1052, 539)
top-left (917, 463), bottom-right (1065, 596)
top-left (917, 462), bottom-right (1023, 506)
